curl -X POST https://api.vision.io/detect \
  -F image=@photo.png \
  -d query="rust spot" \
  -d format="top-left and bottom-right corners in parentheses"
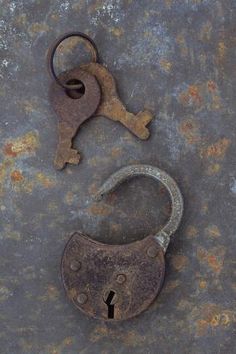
top-left (10, 170), bottom-right (24, 182)
top-left (199, 21), bottom-right (212, 41)
top-left (50, 13), bottom-right (60, 21)
top-left (163, 279), bottom-right (180, 293)
top-left (199, 280), bottom-right (207, 289)
top-left (165, 0), bottom-right (172, 9)
top-left (89, 203), bottom-right (112, 216)
top-left (201, 202), bottom-right (209, 214)
top-left (186, 225), bottom-right (198, 238)
top-left (197, 246), bottom-right (226, 274)
top-left (64, 191), bottom-right (74, 205)
top-left (193, 304), bottom-right (235, 337)
top-left (200, 138), bottom-right (230, 159)
top-left (206, 163), bottom-right (221, 175)
top-left (177, 299), bottom-right (192, 311)
top-left (90, 326), bottom-right (146, 346)
top-left (179, 81), bottom-right (222, 111)
top-left (207, 255), bottom-right (221, 273)
top-left (45, 336), bottom-right (74, 354)
top-left (110, 27), bottom-right (124, 37)
top-left (171, 255), bottom-right (188, 271)
top-left (14, 13), bottom-right (27, 26)
top-left (3, 131), bottom-right (39, 158)
top-left (179, 85), bottom-right (202, 106)
top-left (39, 285), bottom-right (59, 302)
top-left (205, 225), bottom-right (221, 238)
top-left (111, 147), bottom-right (123, 158)
top-left (207, 80), bottom-right (217, 92)
top-left (179, 119), bottom-right (200, 144)
top-left (176, 33), bottom-right (188, 57)
top-left (218, 41), bottom-right (226, 60)
top-left (36, 173), bottom-right (55, 188)
top-left (28, 22), bottom-right (49, 37)
top-left (159, 59), bottom-right (172, 73)
top-left (21, 99), bottom-right (38, 114)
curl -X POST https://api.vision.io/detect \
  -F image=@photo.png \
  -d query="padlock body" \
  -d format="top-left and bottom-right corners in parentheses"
top-left (61, 232), bottom-right (165, 320)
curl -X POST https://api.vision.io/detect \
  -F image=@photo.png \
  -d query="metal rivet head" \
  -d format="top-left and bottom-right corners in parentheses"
top-left (77, 293), bottom-right (87, 305)
top-left (70, 260), bottom-right (81, 271)
top-left (147, 245), bottom-right (159, 258)
top-left (116, 274), bottom-right (126, 284)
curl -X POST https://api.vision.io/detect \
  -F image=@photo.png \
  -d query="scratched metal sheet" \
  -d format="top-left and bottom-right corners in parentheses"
top-left (0, 0), bottom-right (235, 353)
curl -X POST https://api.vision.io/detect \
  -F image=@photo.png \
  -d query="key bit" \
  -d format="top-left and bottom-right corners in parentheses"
top-left (50, 68), bottom-right (101, 170)
top-left (81, 62), bottom-right (153, 139)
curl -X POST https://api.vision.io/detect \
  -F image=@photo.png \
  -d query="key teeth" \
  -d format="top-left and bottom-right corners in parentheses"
top-left (54, 149), bottom-right (81, 170)
top-left (135, 110), bottom-right (153, 140)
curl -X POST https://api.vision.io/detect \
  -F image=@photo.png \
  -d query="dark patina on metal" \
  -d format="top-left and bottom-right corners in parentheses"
top-left (61, 232), bottom-right (165, 321)
top-left (61, 165), bottom-right (183, 321)
top-left (49, 68), bottom-right (101, 169)
top-left (48, 33), bottom-right (154, 170)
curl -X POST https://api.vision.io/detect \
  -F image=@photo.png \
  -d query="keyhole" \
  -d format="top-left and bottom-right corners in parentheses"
top-left (104, 290), bottom-right (116, 319)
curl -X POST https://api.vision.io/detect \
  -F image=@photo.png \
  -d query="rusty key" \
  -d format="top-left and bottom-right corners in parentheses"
top-left (49, 68), bottom-right (101, 169)
top-left (81, 62), bottom-right (153, 140)
top-left (48, 32), bottom-right (154, 169)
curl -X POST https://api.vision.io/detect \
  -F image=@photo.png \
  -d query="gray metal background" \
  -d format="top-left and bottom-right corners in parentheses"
top-left (0, 0), bottom-right (235, 353)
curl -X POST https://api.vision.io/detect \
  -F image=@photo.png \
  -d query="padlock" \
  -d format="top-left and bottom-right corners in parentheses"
top-left (61, 165), bottom-right (183, 321)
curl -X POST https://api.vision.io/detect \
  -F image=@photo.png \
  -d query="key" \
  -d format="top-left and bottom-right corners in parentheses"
top-left (48, 32), bottom-right (154, 169)
top-left (81, 62), bottom-right (153, 140)
top-left (49, 68), bottom-right (101, 170)
top-left (50, 64), bottom-right (153, 169)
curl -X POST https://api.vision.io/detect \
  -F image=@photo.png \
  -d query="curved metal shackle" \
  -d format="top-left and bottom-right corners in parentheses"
top-left (95, 165), bottom-right (183, 253)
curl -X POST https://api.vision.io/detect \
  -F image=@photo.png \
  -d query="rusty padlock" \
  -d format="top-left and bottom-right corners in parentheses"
top-left (61, 165), bottom-right (183, 320)
top-left (47, 32), bottom-right (154, 170)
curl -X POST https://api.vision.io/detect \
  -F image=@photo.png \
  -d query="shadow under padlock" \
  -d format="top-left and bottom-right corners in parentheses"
top-left (61, 165), bottom-right (183, 321)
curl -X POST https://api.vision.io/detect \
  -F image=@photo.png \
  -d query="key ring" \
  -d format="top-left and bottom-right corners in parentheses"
top-left (47, 32), bottom-right (99, 90)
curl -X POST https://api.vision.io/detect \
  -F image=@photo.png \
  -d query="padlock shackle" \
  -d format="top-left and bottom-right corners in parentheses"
top-left (95, 164), bottom-right (183, 253)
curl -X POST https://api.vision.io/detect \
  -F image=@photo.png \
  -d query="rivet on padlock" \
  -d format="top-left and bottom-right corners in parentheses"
top-left (61, 164), bottom-right (183, 321)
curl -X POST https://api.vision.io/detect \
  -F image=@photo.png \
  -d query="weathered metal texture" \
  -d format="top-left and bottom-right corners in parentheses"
top-left (50, 59), bottom-right (153, 169)
top-left (95, 164), bottom-right (183, 252)
top-left (61, 232), bottom-right (165, 321)
top-left (0, 0), bottom-right (236, 353)
top-left (61, 165), bottom-right (182, 320)
top-left (81, 62), bottom-right (153, 139)
top-left (50, 68), bottom-right (101, 169)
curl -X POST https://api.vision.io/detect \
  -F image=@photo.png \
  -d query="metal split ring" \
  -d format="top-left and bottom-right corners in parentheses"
top-left (47, 31), bottom-right (99, 90)
top-left (95, 164), bottom-right (184, 252)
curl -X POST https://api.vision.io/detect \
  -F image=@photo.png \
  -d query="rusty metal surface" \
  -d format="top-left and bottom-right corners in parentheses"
top-left (61, 165), bottom-right (182, 321)
top-left (50, 68), bottom-right (101, 169)
top-left (61, 232), bottom-right (165, 321)
top-left (81, 63), bottom-right (153, 139)
top-left (0, 0), bottom-right (236, 353)
top-left (50, 57), bottom-right (153, 169)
